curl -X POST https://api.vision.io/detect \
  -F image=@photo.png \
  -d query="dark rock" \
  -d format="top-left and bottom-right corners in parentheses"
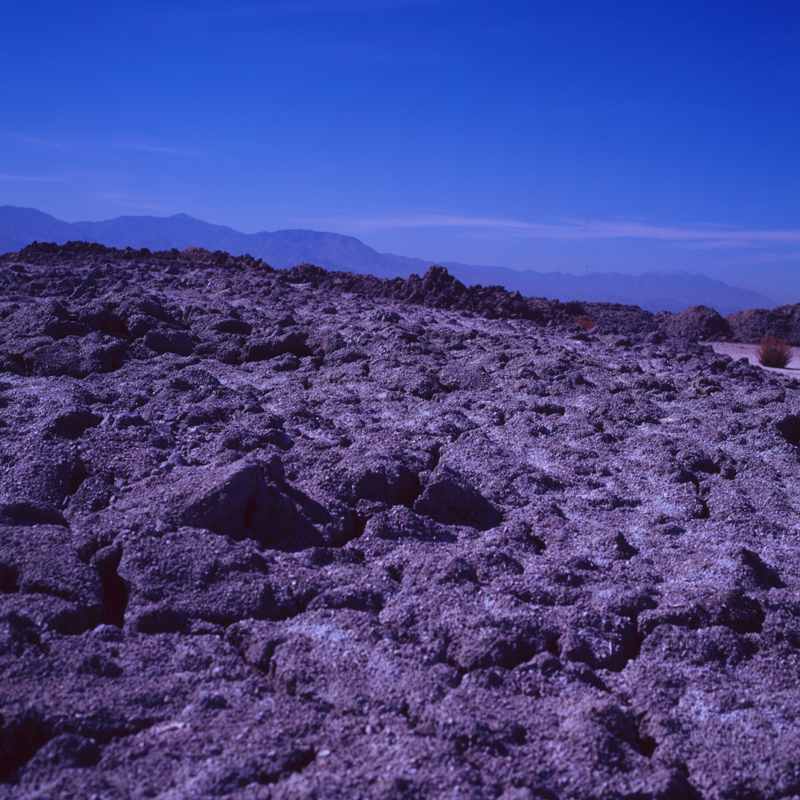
top-left (414, 467), bottom-right (502, 529)
top-left (2, 444), bottom-right (86, 506)
top-left (0, 500), bottom-right (67, 527)
top-left (335, 449), bottom-right (421, 509)
top-left (242, 338), bottom-right (283, 362)
top-left (243, 331), bottom-right (311, 362)
top-left (726, 303), bottom-right (800, 344)
top-left (46, 408), bottom-right (102, 440)
top-left (776, 413), bottom-right (800, 446)
top-left (112, 412), bottom-right (146, 430)
top-left (76, 301), bottom-right (125, 333)
top-left (739, 547), bottom-right (785, 589)
top-left (656, 304), bottom-right (731, 340)
top-left (114, 456), bottom-right (329, 549)
top-left (0, 525), bottom-right (104, 632)
top-left (143, 327), bottom-right (194, 356)
top-left (272, 352), bottom-right (300, 371)
top-left (23, 733), bottom-right (100, 772)
top-left (363, 506), bottom-right (457, 542)
top-left (26, 334), bottom-right (127, 378)
top-left (213, 317), bottom-right (252, 335)
top-left (68, 473), bottom-right (116, 513)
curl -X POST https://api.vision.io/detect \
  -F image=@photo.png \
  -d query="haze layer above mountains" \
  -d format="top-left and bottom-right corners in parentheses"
top-left (0, 206), bottom-right (776, 315)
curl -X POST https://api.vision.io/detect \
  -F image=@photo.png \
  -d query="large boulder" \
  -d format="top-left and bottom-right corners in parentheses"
top-left (655, 305), bottom-right (731, 340)
top-left (114, 457), bottom-right (338, 550)
top-left (413, 466), bottom-right (502, 530)
top-left (726, 304), bottom-right (800, 344)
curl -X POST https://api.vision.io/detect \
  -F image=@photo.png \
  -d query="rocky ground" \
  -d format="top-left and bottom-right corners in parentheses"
top-left (2, 241), bottom-right (800, 800)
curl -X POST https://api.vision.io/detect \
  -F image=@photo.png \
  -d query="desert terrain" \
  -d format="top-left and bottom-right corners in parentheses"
top-left (2, 242), bottom-right (800, 800)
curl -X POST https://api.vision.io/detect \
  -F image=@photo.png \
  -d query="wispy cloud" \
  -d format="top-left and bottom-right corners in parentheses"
top-left (2, 131), bottom-right (203, 158)
top-left (0, 175), bottom-right (65, 182)
top-left (106, 140), bottom-right (205, 158)
top-left (316, 213), bottom-right (800, 249)
top-left (94, 192), bottom-right (170, 212)
top-left (0, 131), bottom-right (76, 152)
top-left (715, 251), bottom-right (800, 267)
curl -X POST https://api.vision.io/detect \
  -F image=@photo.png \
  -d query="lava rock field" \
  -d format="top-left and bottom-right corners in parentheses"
top-left (1, 242), bottom-right (800, 800)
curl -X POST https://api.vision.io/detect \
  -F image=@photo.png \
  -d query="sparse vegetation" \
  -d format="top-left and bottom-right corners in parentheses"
top-left (576, 316), bottom-right (596, 330)
top-left (756, 336), bottom-right (793, 368)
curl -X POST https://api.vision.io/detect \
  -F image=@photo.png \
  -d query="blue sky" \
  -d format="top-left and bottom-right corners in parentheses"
top-left (1, 0), bottom-right (798, 295)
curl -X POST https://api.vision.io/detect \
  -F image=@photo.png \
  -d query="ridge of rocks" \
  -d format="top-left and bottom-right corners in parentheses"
top-left (8, 241), bottom-right (798, 345)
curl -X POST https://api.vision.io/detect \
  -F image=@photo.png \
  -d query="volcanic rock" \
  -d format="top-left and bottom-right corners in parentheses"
top-left (1, 241), bottom-right (800, 799)
top-left (725, 303), bottom-right (800, 345)
top-left (654, 304), bottom-right (731, 340)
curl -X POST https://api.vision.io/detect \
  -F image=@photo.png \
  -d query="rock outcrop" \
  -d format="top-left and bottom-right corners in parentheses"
top-left (726, 304), bottom-right (800, 345)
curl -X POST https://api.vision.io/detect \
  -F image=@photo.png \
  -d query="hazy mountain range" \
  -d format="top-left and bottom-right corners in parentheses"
top-left (0, 205), bottom-right (777, 314)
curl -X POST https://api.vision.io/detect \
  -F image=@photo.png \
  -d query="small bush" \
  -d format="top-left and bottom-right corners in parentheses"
top-left (756, 336), bottom-right (793, 368)
top-left (576, 316), bottom-right (596, 330)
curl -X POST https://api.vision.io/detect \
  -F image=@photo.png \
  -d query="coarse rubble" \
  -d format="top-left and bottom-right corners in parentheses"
top-left (1, 242), bottom-right (800, 799)
top-left (659, 303), bottom-right (800, 345)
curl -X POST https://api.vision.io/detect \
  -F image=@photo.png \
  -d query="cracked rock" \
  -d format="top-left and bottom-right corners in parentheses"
top-left (1, 242), bottom-right (800, 799)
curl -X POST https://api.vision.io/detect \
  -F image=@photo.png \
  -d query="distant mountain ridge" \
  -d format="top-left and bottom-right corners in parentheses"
top-left (0, 205), bottom-right (777, 314)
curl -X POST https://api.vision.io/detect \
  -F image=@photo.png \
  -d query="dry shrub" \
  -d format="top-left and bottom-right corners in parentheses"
top-left (756, 336), bottom-right (793, 368)
top-left (576, 316), bottom-right (596, 330)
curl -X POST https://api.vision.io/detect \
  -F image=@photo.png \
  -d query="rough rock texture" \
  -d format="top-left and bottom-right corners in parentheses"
top-left (654, 306), bottom-right (731, 341)
top-left (725, 305), bottom-right (800, 346)
top-left (2, 242), bottom-right (800, 799)
top-left (654, 303), bottom-right (800, 345)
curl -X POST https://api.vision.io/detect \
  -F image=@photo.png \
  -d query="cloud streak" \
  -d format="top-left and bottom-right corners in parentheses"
top-left (322, 213), bottom-right (800, 249)
top-left (0, 175), bottom-right (64, 182)
top-left (94, 192), bottom-right (170, 212)
top-left (2, 131), bottom-right (203, 158)
top-left (0, 131), bottom-right (76, 153)
top-left (106, 140), bottom-right (205, 158)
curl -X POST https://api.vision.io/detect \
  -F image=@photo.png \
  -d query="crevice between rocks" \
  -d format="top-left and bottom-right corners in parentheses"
top-left (0, 709), bottom-right (50, 782)
top-left (91, 544), bottom-right (128, 627)
top-left (0, 710), bottom-right (157, 784)
top-left (632, 714), bottom-right (657, 759)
